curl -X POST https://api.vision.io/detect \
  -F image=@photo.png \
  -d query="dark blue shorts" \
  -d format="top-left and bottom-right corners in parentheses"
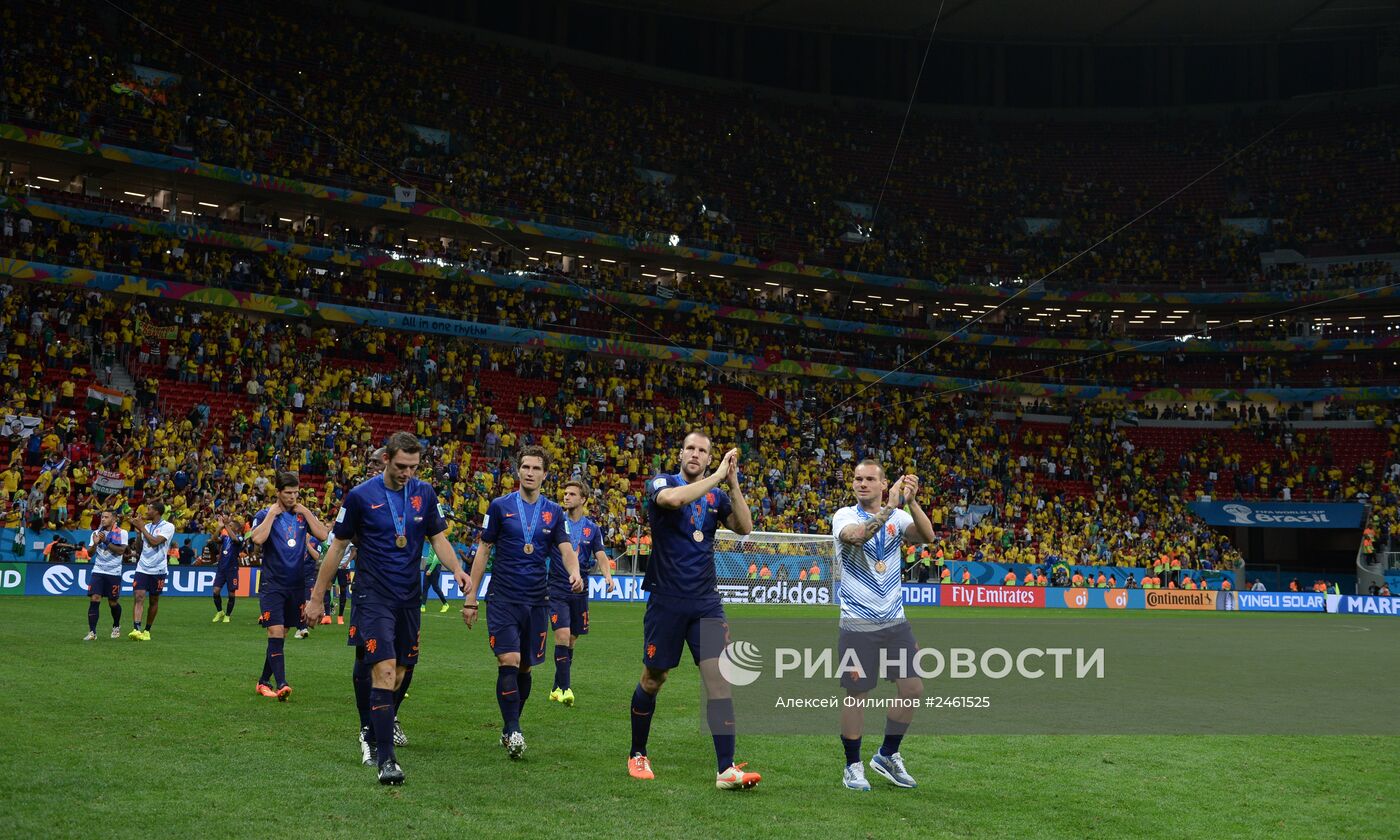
top-left (486, 601), bottom-right (549, 665)
top-left (213, 563), bottom-right (239, 591)
top-left (348, 598), bottom-right (420, 666)
top-left (132, 571), bottom-right (166, 594)
top-left (259, 587), bottom-right (304, 629)
top-left (549, 593), bottom-right (589, 637)
top-left (88, 572), bottom-right (122, 599)
top-left (838, 621), bottom-right (920, 693)
top-left (641, 594), bottom-right (728, 671)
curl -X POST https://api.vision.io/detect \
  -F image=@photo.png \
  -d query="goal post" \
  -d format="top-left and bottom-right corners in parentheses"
top-left (712, 529), bottom-right (837, 605)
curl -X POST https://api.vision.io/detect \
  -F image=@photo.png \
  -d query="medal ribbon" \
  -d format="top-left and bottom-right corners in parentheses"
top-left (279, 511), bottom-right (299, 546)
top-left (514, 492), bottom-right (541, 553)
top-left (858, 507), bottom-right (887, 567)
top-left (569, 517), bottom-right (584, 555)
top-left (689, 482), bottom-right (710, 536)
top-left (382, 475), bottom-right (409, 545)
top-left (568, 516), bottom-right (587, 572)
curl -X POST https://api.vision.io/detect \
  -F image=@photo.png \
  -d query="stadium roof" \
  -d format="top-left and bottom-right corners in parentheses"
top-left (597, 0), bottom-right (1400, 40)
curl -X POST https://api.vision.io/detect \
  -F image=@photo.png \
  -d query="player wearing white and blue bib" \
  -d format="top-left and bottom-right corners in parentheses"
top-left (84, 510), bottom-right (127, 640)
top-left (626, 431), bottom-right (761, 791)
top-left (129, 501), bottom-right (175, 641)
top-left (465, 446), bottom-right (582, 760)
top-left (831, 461), bottom-right (935, 792)
top-left (548, 479), bottom-right (618, 706)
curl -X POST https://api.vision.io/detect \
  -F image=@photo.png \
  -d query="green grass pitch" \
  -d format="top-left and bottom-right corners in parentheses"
top-left (2, 596), bottom-right (1394, 839)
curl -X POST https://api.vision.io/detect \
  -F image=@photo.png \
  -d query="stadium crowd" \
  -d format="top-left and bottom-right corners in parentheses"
top-left (4, 201), bottom-right (1396, 393)
top-left (14, 181), bottom-right (1398, 349)
top-left (4, 0), bottom-right (1399, 292)
top-left (4, 274), bottom-right (1398, 580)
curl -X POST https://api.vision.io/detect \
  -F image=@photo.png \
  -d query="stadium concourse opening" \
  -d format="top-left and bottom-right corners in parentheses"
top-left (4, 0), bottom-right (1400, 833)
top-left (1189, 500), bottom-right (1368, 591)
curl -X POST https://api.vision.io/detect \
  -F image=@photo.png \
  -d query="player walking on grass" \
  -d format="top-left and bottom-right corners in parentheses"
top-left (627, 431), bottom-right (761, 790)
top-left (210, 514), bottom-right (243, 624)
top-left (421, 543), bottom-right (450, 613)
top-left (302, 537), bottom-right (335, 631)
top-left (333, 543), bottom-right (354, 625)
top-left (548, 479), bottom-right (618, 706)
top-left (84, 510), bottom-right (126, 640)
top-left (831, 461), bottom-right (935, 791)
top-left (306, 432), bottom-right (470, 785)
top-left (464, 446), bottom-right (582, 760)
top-left (248, 473), bottom-right (330, 701)
top-left (129, 502), bottom-right (174, 641)
top-left (350, 444), bottom-right (406, 750)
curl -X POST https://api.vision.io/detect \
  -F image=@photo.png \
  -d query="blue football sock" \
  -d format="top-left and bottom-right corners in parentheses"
top-left (267, 637), bottom-right (287, 687)
top-left (496, 666), bottom-right (520, 734)
top-left (517, 669), bottom-right (532, 710)
top-left (880, 717), bottom-right (910, 757)
top-left (88, 602), bottom-right (99, 633)
top-left (554, 646), bottom-right (572, 691)
top-left (393, 665), bottom-right (414, 712)
top-left (352, 657), bottom-right (373, 729)
top-left (708, 697), bottom-right (736, 772)
top-left (629, 683), bottom-right (656, 757)
top-left (109, 602), bottom-right (121, 627)
top-left (842, 736), bottom-right (862, 766)
top-left (370, 687), bottom-right (396, 765)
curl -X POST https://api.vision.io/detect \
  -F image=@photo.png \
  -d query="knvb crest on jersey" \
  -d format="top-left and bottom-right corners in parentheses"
top-left (542, 510), bottom-right (553, 525)
top-left (410, 495), bottom-right (422, 512)
top-left (886, 523), bottom-right (897, 537)
top-left (583, 527), bottom-right (592, 538)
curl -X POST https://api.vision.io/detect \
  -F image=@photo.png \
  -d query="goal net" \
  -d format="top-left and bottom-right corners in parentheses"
top-left (712, 529), bottom-right (837, 605)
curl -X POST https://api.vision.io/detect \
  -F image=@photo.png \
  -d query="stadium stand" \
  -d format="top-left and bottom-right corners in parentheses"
top-left (3, 263), bottom-right (1396, 576)
top-left (1, 0), bottom-right (1397, 590)
top-left (4, 199), bottom-right (1397, 394)
top-left (4, 0), bottom-right (1399, 289)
